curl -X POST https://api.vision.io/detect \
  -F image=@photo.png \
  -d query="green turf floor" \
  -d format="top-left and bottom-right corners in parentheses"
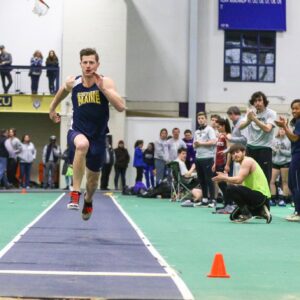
top-left (1, 192), bottom-right (299, 300)
top-left (115, 194), bottom-right (300, 300)
top-left (0, 193), bottom-right (62, 249)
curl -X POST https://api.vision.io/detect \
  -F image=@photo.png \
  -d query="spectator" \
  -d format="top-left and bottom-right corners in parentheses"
top-left (154, 128), bottom-right (169, 186)
top-left (61, 146), bottom-right (73, 190)
top-left (213, 143), bottom-right (272, 224)
top-left (0, 129), bottom-right (9, 188)
top-left (194, 112), bottom-right (217, 206)
top-left (114, 140), bottom-right (130, 190)
top-left (212, 118), bottom-right (231, 211)
top-left (143, 142), bottom-right (155, 189)
top-left (133, 140), bottom-right (145, 183)
top-left (239, 91), bottom-right (277, 184)
top-left (182, 129), bottom-right (195, 170)
top-left (167, 127), bottom-right (186, 162)
top-left (174, 148), bottom-right (202, 207)
top-left (0, 45), bottom-right (13, 94)
top-left (46, 50), bottom-right (59, 94)
top-left (18, 134), bottom-right (36, 189)
top-left (5, 128), bottom-right (22, 187)
top-left (42, 135), bottom-right (61, 189)
top-left (226, 106), bottom-right (248, 177)
top-left (270, 128), bottom-right (291, 206)
top-left (226, 106), bottom-right (248, 146)
top-left (210, 114), bottom-right (221, 137)
top-left (100, 135), bottom-right (114, 190)
top-left (275, 99), bottom-right (300, 222)
top-left (29, 50), bottom-right (43, 94)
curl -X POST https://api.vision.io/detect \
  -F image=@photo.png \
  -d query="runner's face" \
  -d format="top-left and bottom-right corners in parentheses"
top-left (80, 55), bottom-right (99, 78)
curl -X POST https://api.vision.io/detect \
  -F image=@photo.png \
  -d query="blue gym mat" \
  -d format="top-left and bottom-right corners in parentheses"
top-left (0, 192), bottom-right (189, 299)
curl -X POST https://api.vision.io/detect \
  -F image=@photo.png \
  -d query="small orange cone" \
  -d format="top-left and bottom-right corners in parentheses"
top-left (21, 188), bottom-right (27, 194)
top-left (207, 253), bottom-right (230, 278)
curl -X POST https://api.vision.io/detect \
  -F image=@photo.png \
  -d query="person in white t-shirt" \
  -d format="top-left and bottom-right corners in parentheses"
top-left (239, 91), bottom-right (277, 185)
top-left (175, 148), bottom-right (202, 207)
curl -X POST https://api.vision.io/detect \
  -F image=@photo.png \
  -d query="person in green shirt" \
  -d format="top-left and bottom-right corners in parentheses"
top-left (212, 143), bottom-right (272, 224)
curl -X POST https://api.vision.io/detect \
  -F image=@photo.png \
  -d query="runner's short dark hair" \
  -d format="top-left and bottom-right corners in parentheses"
top-left (80, 48), bottom-right (99, 62)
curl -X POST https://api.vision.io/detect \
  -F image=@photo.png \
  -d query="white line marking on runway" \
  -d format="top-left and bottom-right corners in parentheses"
top-left (0, 270), bottom-right (170, 277)
top-left (110, 196), bottom-right (194, 300)
top-left (0, 193), bottom-right (65, 260)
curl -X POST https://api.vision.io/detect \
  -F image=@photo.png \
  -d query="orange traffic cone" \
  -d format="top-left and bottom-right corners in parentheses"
top-left (207, 253), bottom-right (230, 278)
top-left (21, 188), bottom-right (27, 194)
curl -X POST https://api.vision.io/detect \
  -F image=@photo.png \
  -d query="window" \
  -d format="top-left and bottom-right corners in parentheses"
top-left (224, 31), bottom-right (276, 83)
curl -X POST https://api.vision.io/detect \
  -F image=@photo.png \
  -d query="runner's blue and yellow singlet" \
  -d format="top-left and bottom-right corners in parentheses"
top-left (71, 76), bottom-right (109, 139)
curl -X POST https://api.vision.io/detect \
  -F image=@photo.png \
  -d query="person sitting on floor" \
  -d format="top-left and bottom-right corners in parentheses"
top-left (175, 147), bottom-right (202, 207)
top-left (212, 143), bottom-right (272, 223)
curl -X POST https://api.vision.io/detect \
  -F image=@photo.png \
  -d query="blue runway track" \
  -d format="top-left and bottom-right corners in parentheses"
top-left (0, 193), bottom-right (191, 299)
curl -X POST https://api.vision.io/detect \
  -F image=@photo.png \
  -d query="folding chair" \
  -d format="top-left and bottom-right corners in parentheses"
top-left (167, 161), bottom-right (200, 202)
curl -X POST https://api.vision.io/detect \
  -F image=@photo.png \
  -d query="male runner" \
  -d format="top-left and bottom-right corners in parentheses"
top-left (49, 48), bottom-right (125, 220)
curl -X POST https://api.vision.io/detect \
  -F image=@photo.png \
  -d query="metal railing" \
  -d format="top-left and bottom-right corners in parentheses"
top-left (0, 65), bottom-right (60, 95)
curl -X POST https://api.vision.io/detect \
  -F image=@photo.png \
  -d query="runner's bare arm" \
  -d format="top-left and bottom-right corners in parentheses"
top-left (94, 74), bottom-right (126, 112)
top-left (49, 76), bottom-right (75, 123)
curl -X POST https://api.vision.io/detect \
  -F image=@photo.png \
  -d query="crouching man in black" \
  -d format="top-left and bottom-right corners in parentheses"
top-left (212, 144), bottom-right (272, 223)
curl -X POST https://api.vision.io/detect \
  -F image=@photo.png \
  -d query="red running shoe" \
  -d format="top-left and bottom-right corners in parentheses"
top-left (82, 200), bottom-right (93, 221)
top-left (67, 191), bottom-right (81, 210)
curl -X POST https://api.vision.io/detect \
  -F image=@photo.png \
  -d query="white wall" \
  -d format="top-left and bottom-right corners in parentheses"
top-left (125, 117), bottom-right (192, 187)
top-left (125, 0), bottom-right (189, 102)
top-left (2, 0), bottom-right (300, 105)
top-left (62, 0), bottom-right (127, 97)
top-left (0, 0), bottom-right (63, 94)
top-left (197, 0), bottom-right (300, 106)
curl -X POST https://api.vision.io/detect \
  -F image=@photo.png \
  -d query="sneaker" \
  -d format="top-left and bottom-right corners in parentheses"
top-left (269, 199), bottom-right (276, 206)
top-left (181, 200), bottom-right (194, 207)
top-left (278, 200), bottom-right (286, 207)
top-left (67, 191), bottom-right (81, 210)
top-left (194, 200), bottom-right (209, 207)
top-left (208, 200), bottom-right (217, 208)
top-left (232, 214), bottom-right (252, 223)
top-left (82, 201), bottom-right (93, 221)
top-left (214, 205), bottom-right (235, 214)
top-left (285, 213), bottom-right (300, 222)
top-left (260, 205), bottom-right (272, 224)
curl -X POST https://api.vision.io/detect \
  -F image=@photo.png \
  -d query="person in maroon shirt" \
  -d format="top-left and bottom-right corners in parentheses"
top-left (212, 118), bottom-right (231, 209)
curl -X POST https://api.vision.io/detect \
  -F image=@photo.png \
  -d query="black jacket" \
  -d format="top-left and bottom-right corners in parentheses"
top-left (114, 147), bottom-right (130, 168)
top-left (0, 135), bottom-right (9, 158)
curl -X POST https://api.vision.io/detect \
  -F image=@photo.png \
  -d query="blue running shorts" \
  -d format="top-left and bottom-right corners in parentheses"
top-left (67, 129), bottom-right (105, 172)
